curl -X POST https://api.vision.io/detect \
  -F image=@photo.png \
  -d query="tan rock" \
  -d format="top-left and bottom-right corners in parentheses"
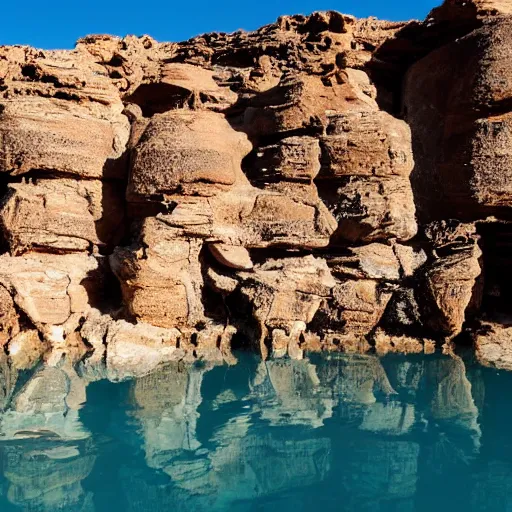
top-left (0, 98), bottom-right (129, 179)
top-left (161, 188), bottom-right (336, 250)
top-left (237, 256), bottom-right (336, 356)
top-left (248, 136), bottom-right (321, 182)
top-left (244, 74), bottom-right (376, 137)
top-left (474, 322), bottom-right (512, 371)
top-left (209, 243), bottom-right (254, 270)
top-left (7, 330), bottom-right (48, 370)
top-left (0, 47), bottom-right (129, 177)
top-left (373, 330), bottom-right (436, 356)
top-left (271, 322), bottom-right (306, 359)
top-left (80, 308), bottom-right (111, 351)
top-left (329, 279), bottom-right (393, 336)
top-left (320, 334), bottom-right (372, 353)
top-left (0, 253), bottom-right (97, 328)
top-left (105, 320), bottom-right (183, 381)
top-left (327, 176), bottom-right (417, 243)
top-left (128, 110), bottom-right (252, 200)
top-left (319, 110), bottom-right (414, 178)
top-left (0, 179), bottom-right (124, 254)
top-left (0, 285), bottom-right (19, 345)
top-left (110, 218), bottom-right (204, 328)
top-left (328, 243), bottom-right (401, 281)
top-left (125, 62), bottom-right (238, 114)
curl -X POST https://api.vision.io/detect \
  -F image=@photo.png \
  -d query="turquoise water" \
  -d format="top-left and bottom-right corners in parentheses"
top-left (0, 352), bottom-right (510, 512)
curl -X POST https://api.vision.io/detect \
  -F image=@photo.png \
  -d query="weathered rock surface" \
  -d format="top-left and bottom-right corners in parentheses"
top-left (404, 17), bottom-right (512, 221)
top-left (0, 1), bottom-right (512, 365)
top-left (0, 179), bottom-right (124, 254)
top-left (474, 321), bottom-right (512, 370)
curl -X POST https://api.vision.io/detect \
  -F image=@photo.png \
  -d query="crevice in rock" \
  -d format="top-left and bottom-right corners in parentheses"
top-left (124, 83), bottom-right (194, 117)
top-left (476, 221), bottom-right (512, 321)
top-left (80, 258), bottom-right (123, 317)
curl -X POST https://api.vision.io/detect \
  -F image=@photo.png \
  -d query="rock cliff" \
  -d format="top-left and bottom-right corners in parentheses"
top-left (1, 0), bottom-right (512, 369)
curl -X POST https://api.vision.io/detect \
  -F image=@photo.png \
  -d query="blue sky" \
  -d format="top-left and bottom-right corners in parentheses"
top-left (1, 0), bottom-right (441, 49)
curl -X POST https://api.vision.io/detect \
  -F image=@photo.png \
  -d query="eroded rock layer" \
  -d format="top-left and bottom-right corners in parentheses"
top-left (1, 0), bottom-right (512, 370)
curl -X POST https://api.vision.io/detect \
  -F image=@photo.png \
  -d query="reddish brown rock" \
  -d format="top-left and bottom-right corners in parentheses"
top-left (318, 110), bottom-right (417, 243)
top-left (319, 111), bottom-right (414, 179)
top-left (404, 18), bottom-right (512, 221)
top-left (1, 6), bottom-right (511, 365)
top-left (329, 279), bottom-right (393, 336)
top-left (128, 110), bottom-right (252, 200)
top-left (421, 245), bottom-right (483, 337)
top-left (243, 73), bottom-right (376, 138)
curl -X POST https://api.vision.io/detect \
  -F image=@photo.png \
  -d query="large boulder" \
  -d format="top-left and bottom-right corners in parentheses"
top-left (234, 256), bottom-right (336, 357)
top-left (318, 111), bottom-right (417, 243)
top-left (128, 110), bottom-right (252, 200)
top-left (419, 222), bottom-right (483, 337)
top-left (243, 73), bottom-right (376, 138)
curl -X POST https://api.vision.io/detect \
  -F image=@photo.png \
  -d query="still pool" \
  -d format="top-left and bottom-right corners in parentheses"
top-left (0, 352), bottom-right (510, 511)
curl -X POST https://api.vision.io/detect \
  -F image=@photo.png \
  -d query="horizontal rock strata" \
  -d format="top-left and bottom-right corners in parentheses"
top-left (0, 0), bottom-right (511, 371)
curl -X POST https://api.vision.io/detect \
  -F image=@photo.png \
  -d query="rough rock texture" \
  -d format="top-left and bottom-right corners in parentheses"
top-left (1, 0), bottom-right (512, 366)
top-left (474, 321), bottom-right (512, 370)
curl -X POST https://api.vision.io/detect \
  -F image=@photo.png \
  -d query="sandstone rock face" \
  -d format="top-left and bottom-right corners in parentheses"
top-left (0, 2), bottom-right (511, 364)
top-left (128, 110), bottom-right (252, 200)
top-left (404, 17), bottom-right (512, 221)
top-left (0, 50), bottom-right (129, 180)
top-left (0, 179), bottom-right (124, 254)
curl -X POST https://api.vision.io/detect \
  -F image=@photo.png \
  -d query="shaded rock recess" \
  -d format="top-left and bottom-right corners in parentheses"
top-left (1, 0), bottom-right (512, 370)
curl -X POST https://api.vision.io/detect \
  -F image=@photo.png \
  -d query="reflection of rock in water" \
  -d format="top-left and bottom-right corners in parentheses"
top-left (426, 356), bottom-right (481, 446)
top-left (129, 362), bottom-right (212, 470)
top-left (211, 433), bottom-right (330, 507)
top-left (249, 359), bottom-right (334, 428)
top-left (316, 354), bottom-right (396, 406)
top-left (471, 461), bottom-right (512, 512)
top-left (0, 351), bottom-right (487, 512)
top-left (0, 354), bottom-right (18, 412)
top-left (342, 439), bottom-right (420, 508)
top-left (0, 363), bottom-right (89, 441)
top-left (0, 360), bottom-right (95, 511)
top-left (1, 439), bottom-right (95, 511)
top-left (128, 359), bottom-right (331, 510)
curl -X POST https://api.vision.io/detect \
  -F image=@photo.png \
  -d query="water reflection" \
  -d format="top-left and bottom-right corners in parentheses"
top-left (0, 352), bottom-right (511, 511)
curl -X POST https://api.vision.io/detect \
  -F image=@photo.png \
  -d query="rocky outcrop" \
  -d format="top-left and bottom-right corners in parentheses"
top-left (1, 0), bottom-right (512, 367)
